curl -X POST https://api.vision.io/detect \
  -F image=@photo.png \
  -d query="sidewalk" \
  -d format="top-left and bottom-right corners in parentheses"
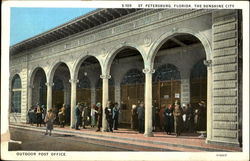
top-left (9, 123), bottom-right (242, 152)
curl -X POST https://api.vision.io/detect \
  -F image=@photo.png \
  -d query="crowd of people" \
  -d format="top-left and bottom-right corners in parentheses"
top-left (74, 101), bottom-right (120, 133)
top-left (27, 100), bottom-right (206, 137)
top-left (131, 100), bottom-right (207, 136)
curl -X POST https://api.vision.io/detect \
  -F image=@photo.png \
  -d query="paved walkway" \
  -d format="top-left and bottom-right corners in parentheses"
top-left (9, 123), bottom-right (242, 152)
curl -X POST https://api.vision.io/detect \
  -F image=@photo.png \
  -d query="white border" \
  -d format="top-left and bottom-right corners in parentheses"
top-left (1, 1), bottom-right (249, 161)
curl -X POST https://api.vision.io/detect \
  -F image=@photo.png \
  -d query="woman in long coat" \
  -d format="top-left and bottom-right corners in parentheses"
top-left (96, 103), bottom-right (102, 132)
top-left (44, 109), bottom-right (55, 136)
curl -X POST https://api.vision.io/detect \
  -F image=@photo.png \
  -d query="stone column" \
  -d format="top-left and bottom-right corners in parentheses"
top-left (46, 82), bottom-right (53, 109)
top-left (27, 85), bottom-right (33, 109)
top-left (70, 79), bottom-right (78, 128)
top-left (91, 87), bottom-right (96, 106)
top-left (100, 74), bottom-right (111, 132)
top-left (143, 68), bottom-right (155, 137)
top-left (206, 63), bottom-right (213, 142)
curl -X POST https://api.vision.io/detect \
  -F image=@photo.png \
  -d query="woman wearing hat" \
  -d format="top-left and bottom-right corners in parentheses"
top-left (44, 108), bottom-right (55, 136)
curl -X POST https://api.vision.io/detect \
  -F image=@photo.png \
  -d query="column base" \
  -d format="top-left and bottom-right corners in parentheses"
top-left (206, 139), bottom-right (241, 147)
top-left (102, 128), bottom-right (108, 132)
top-left (144, 132), bottom-right (154, 137)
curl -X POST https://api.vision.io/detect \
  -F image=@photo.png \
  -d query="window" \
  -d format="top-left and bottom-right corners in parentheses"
top-left (11, 75), bottom-right (22, 113)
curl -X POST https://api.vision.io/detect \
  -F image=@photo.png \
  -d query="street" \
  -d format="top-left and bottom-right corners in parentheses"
top-left (9, 127), bottom-right (125, 151)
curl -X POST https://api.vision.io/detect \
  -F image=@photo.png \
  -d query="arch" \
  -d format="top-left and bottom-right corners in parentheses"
top-left (153, 64), bottom-right (181, 82)
top-left (148, 28), bottom-right (212, 68)
top-left (11, 74), bottom-right (22, 113)
top-left (72, 54), bottom-right (102, 80)
top-left (29, 67), bottom-right (47, 86)
top-left (190, 59), bottom-right (207, 79)
top-left (47, 61), bottom-right (72, 83)
top-left (121, 68), bottom-right (145, 85)
top-left (104, 44), bottom-right (146, 76)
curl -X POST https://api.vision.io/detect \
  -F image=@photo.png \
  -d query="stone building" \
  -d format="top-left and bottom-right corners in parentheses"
top-left (9, 9), bottom-right (242, 147)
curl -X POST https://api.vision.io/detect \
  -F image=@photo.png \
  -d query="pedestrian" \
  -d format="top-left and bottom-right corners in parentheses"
top-left (58, 104), bottom-right (66, 128)
top-left (75, 103), bottom-right (81, 130)
top-left (182, 104), bottom-right (188, 132)
top-left (137, 102), bottom-right (145, 133)
top-left (28, 106), bottom-right (35, 126)
top-left (44, 108), bottom-right (55, 136)
top-left (159, 104), bottom-right (166, 131)
top-left (164, 104), bottom-right (174, 135)
top-left (35, 104), bottom-right (43, 127)
top-left (131, 104), bottom-right (138, 130)
top-left (90, 104), bottom-right (98, 127)
top-left (112, 102), bottom-right (120, 130)
top-left (105, 101), bottom-right (113, 132)
top-left (152, 101), bottom-right (157, 132)
top-left (82, 104), bottom-right (91, 129)
top-left (198, 101), bottom-right (207, 131)
top-left (186, 103), bottom-right (194, 132)
top-left (96, 102), bottom-right (102, 132)
top-left (41, 105), bottom-right (46, 126)
top-left (173, 103), bottom-right (183, 136)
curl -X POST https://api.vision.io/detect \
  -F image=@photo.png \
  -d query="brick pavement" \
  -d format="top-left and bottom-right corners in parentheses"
top-left (9, 123), bottom-right (242, 152)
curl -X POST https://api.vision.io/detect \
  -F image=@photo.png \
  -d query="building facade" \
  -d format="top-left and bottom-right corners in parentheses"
top-left (9, 9), bottom-right (242, 147)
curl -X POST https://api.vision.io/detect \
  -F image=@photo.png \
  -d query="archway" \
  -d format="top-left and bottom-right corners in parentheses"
top-left (75, 56), bottom-right (102, 106)
top-left (11, 74), bottom-right (22, 113)
top-left (31, 68), bottom-right (47, 107)
top-left (152, 33), bottom-right (207, 133)
top-left (109, 47), bottom-right (145, 126)
top-left (52, 63), bottom-right (71, 124)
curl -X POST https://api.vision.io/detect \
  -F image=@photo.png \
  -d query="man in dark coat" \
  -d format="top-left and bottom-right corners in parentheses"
top-left (112, 102), bottom-right (120, 130)
top-left (96, 103), bottom-right (102, 132)
top-left (186, 103), bottom-right (194, 132)
top-left (137, 103), bottom-right (145, 133)
top-left (131, 104), bottom-right (138, 130)
top-left (105, 101), bottom-right (113, 132)
top-left (164, 104), bottom-right (174, 134)
top-left (75, 103), bottom-right (81, 130)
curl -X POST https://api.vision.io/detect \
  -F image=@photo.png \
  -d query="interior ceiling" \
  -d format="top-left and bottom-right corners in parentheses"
top-left (159, 34), bottom-right (201, 51)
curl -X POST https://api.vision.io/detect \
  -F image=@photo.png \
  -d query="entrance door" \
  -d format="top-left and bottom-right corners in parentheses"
top-left (120, 84), bottom-right (144, 124)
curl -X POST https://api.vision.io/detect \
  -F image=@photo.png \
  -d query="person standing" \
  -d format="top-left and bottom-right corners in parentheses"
top-left (28, 106), bottom-right (35, 126)
top-left (159, 104), bottom-right (166, 131)
top-left (112, 102), bottom-right (120, 130)
top-left (131, 104), bottom-right (138, 130)
top-left (58, 104), bottom-right (66, 128)
top-left (96, 103), bottom-right (102, 132)
top-left (186, 103), bottom-right (194, 132)
top-left (137, 103), bottom-right (145, 133)
top-left (44, 109), bottom-right (55, 136)
top-left (75, 103), bottom-right (81, 130)
top-left (90, 104), bottom-right (98, 127)
top-left (164, 104), bottom-right (174, 135)
top-left (182, 104), bottom-right (188, 132)
top-left (35, 104), bottom-right (43, 127)
top-left (198, 101), bottom-right (207, 131)
top-left (82, 105), bottom-right (91, 129)
top-left (173, 103), bottom-right (183, 136)
top-left (105, 101), bottom-right (113, 132)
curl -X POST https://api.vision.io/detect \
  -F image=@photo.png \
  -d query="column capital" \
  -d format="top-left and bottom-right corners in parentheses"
top-left (100, 75), bottom-right (111, 79)
top-left (203, 59), bottom-right (212, 67)
top-left (143, 68), bottom-right (155, 74)
top-left (45, 82), bottom-right (54, 86)
top-left (69, 79), bottom-right (79, 84)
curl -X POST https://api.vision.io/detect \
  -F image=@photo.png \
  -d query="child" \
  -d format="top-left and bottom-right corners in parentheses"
top-left (44, 109), bottom-right (55, 136)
